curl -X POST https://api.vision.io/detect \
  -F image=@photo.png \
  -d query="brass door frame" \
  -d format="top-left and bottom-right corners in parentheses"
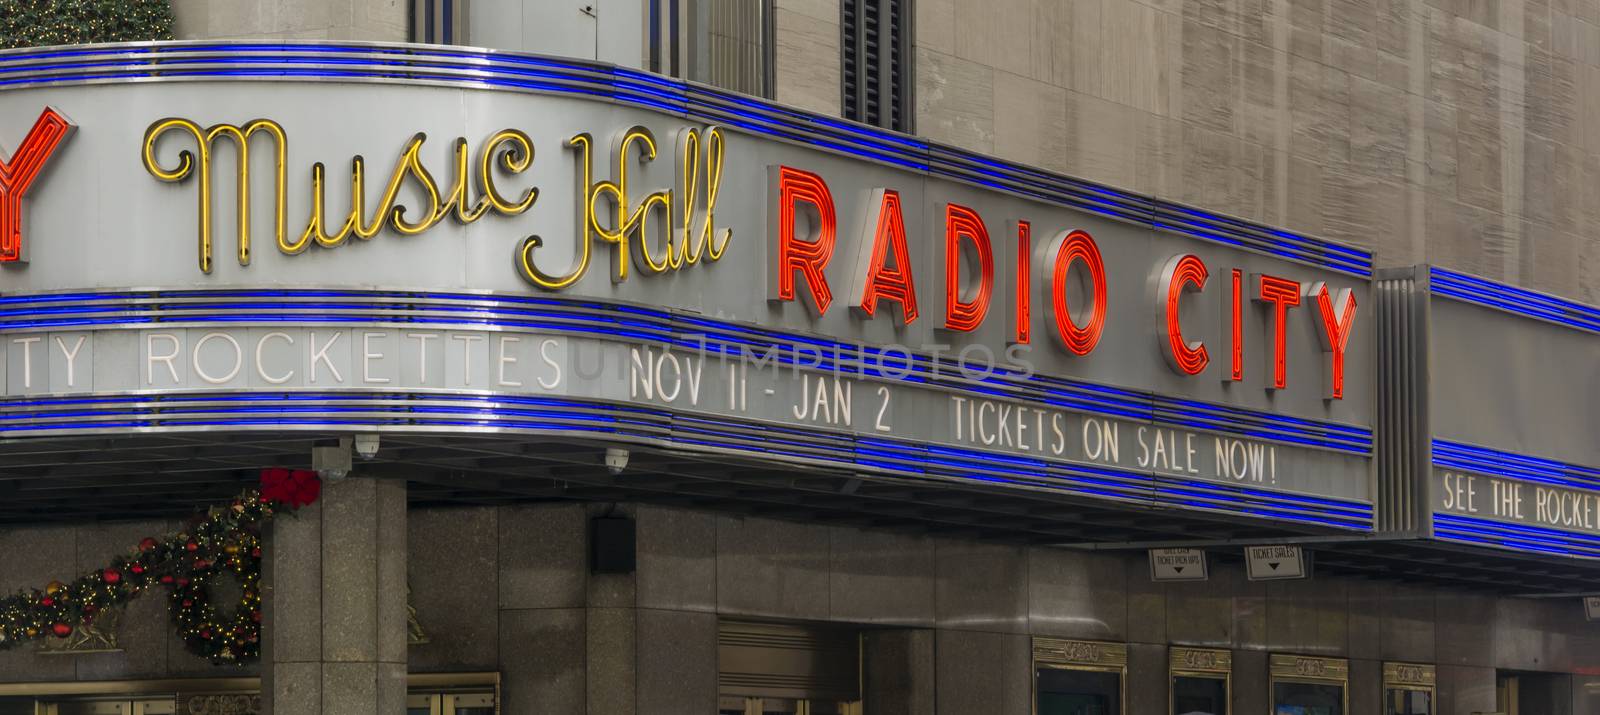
top-left (1031, 638), bottom-right (1129, 715)
top-left (1268, 654), bottom-right (1349, 714)
top-left (1169, 647), bottom-right (1231, 715)
top-left (1382, 662), bottom-right (1436, 715)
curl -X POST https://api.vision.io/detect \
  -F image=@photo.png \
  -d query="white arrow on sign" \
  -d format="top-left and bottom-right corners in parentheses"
top-left (1245, 545), bottom-right (1308, 581)
top-left (1149, 548), bottom-right (1209, 582)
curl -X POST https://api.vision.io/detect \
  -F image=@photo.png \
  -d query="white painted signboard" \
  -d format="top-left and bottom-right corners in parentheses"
top-left (1245, 545), bottom-right (1308, 581)
top-left (1149, 548), bottom-right (1208, 582)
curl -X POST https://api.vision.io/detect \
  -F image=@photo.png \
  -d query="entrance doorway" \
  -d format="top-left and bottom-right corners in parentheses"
top-left (1497, 670), bottom-right (1574, 715)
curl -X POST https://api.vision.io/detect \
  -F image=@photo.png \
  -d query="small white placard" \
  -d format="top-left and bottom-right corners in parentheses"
top-left (1149, 548), bottom-right (1209, 582)
top-left (1585, 596), bottom-right (1600, 621)
top-left (1245, 545), bottom-right (1308, 581)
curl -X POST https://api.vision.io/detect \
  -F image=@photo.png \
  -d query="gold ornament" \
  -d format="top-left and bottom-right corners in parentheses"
top-left (45, 581), bottom-right (63, 596)
top-left (224, 545), bottom-right (240, 555)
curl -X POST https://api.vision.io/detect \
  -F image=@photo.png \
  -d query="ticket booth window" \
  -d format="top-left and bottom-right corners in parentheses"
top-left (1270, 655), bottom-right (1347, 715)
top-left (1382, 663), bottom-right (1435, 715)
top-left (1170, 647), bottom-right (1231, 715)
top-left (1032, 638), bottom-right (1127, 715)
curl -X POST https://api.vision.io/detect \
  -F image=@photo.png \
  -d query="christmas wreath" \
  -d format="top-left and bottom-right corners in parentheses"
top-left (0, 468), bottom-right (320, 664)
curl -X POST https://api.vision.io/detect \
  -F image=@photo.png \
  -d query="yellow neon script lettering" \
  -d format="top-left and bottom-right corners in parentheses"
top-left (142, 118), bottom-right (287, 274)
top-left (517, 134), bottom-right (594, 290)
top-left (517, 124), bottom-right (731, 291)
top-left (143, 121), bottom-right (538, 269)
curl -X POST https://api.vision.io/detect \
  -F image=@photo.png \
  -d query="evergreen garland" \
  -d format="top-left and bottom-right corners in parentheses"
top-left (0, 470), bottom-right (321, 665)
top-left (0, 0), bottom-right (175, 51)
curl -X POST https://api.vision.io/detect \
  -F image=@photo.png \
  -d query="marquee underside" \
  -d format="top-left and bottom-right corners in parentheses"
top-left (1, 432), bottom-right (1593, 596)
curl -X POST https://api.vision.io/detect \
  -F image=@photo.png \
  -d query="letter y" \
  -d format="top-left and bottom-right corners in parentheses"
top-left (0, 107), bottom-right (75, 263)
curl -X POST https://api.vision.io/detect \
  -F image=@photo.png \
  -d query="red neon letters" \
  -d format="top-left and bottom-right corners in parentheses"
top-left (1226, 268), bottom-right (1244, 382)
top-left (771, 166), bottom-right (837, 315)
top-left (1309, 282), bottom-right (1357, 400)
top-left (1048, 230), bottom-right (1107, 356)
top-left (942, 203), bottom-right (994, 332)
top-left (0, 107), bottom-right (75, 263)
top-left (1253, 274), bottom-right (1302, 391)
top-left (766, 167), bottom-right (1359, 398)
top-left (1158, 254), bottom-right (1209, 375)
top-left (1014, 220), bottom-right (1032, 344)
top-left (854, 189), bottom-right (918, 323)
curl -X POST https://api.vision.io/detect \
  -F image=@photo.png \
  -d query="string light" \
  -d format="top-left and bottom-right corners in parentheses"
top-left (0, 0), bottom-right (175, 51)
top-left (0, 478), bottom-right (315, 665)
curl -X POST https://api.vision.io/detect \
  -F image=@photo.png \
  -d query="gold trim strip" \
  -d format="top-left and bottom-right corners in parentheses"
top-left (1382, 662), bottom-right (1435, 687)
top-left (1032, 638), bottom-right (1129, 668)
top-left (1170, 647), bottom-right (1232, 674)
top-left (1269, 654), bottom-right (1348, 682)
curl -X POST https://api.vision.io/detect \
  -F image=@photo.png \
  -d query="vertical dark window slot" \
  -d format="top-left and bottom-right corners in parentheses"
top-left (842, 0), bottom-right (912, 131)
top-left (442, 0), bottom-right (453, 44)
top-left (670, 0), bottom-right (681, 78)
top-left (888, 0), bottom-right (905, 130)
top-left (648, 0), bottom-right (662, 74)
top-left (842, 0), bottom-right (859, 120)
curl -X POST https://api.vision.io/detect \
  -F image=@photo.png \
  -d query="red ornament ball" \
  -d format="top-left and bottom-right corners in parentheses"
top-left (51, 623), bottom-right (72, 638)
top-left (130, 564), bottom-right (144, 575)
top-left (199, 629), bottom-right (212, 639)
top-left (181, 599), bottom-right (194, 608)
top-left (192, 559), bottom-right (210, 570)
top-left (139, 537), bottom-right (158, 552)
top-left (102, 568), bottom-right (122, 585)
top-left (251, 547), bottom-right (262, 558)
top-left (184, 541), bottom-right (199, 552)
top-left (177, 578), bottom-right (191, 588)
top-left (40, 597), bottom-right (54, 607)
top-left (159, 575), bottom-right (175, 585)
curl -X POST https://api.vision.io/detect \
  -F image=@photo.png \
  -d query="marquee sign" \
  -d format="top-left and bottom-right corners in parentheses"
top-left (0, 45), bottom-right (1378, 532)
top-left (1375, 266), bottom-right (1600, 561)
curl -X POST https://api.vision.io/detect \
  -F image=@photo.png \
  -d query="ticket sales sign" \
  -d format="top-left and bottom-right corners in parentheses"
top-left (0, 50), bottom-right (1376, 530)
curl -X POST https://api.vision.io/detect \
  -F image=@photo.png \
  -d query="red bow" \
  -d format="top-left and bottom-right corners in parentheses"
top-left (259, 468), bottom-right (322, 509)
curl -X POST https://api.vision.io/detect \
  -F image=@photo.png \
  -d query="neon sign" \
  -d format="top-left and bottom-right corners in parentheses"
top-left (0, 107), bottom-right (75, 264)
top-left (769, 166), bottom-right (1359, 397)
top-left (141, 119), bottom-right (729, 285)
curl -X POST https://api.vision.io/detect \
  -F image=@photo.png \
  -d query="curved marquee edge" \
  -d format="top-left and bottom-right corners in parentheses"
top-left (1432, 439), bottom-right (1600, 495)
top-left (0, 41), bottom-right (1374, 279)
top-left (0, 288), bottom-right (1375, 455)
top-left (1430, 266), bottom-right (1600, 335)
top-left (1433, 513), bottom-right (1600, 560)
top-left (0, 389), bottom-right (1378, 531)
